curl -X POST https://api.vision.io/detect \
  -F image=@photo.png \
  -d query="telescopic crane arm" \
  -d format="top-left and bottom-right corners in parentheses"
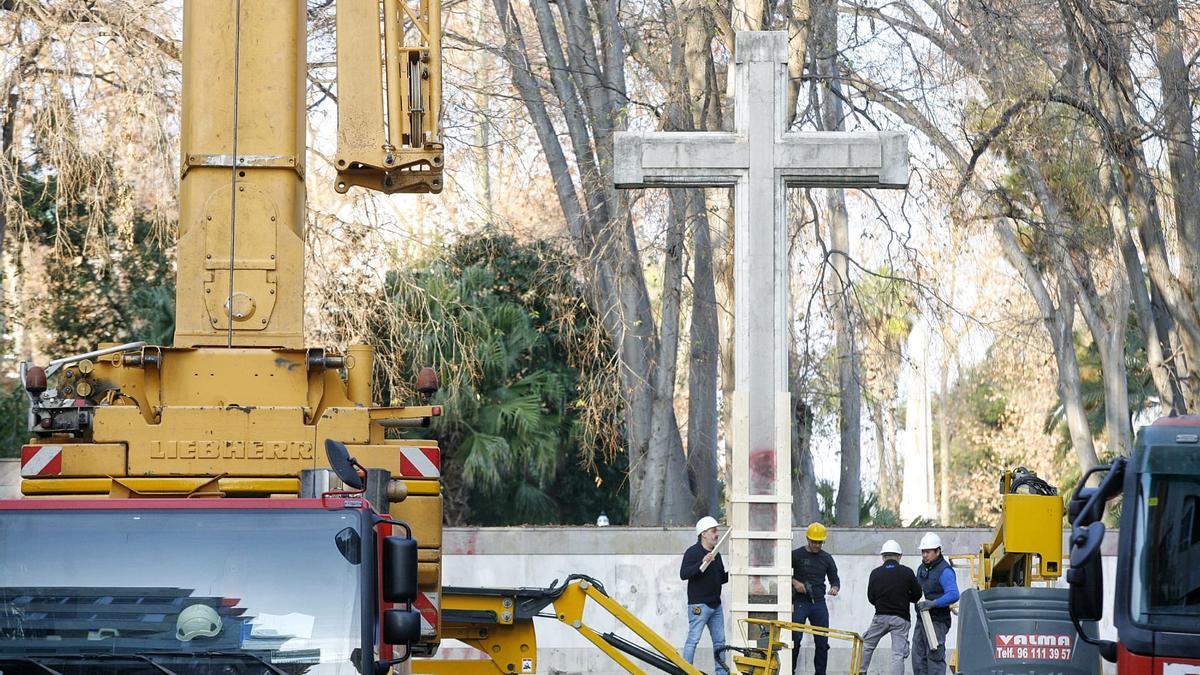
top-left (336, 0), bottom-right (443, 194)
top-left (19, 0), bottom-right (449, 656)
top-left (174, 0), bottom-right (443, 349)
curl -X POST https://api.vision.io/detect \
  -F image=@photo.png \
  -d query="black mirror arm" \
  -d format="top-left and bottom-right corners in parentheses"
top-left (1070, 610), bottom-right (1100, 646)
top-left (374, 654), bottom-right (411, 674)
top-left (1070, 458), bottom-right (1126, 527)
top-left (1069, 611), bottom-right (1117, 661)
top-left (372, 513), bottom-right (413, 539)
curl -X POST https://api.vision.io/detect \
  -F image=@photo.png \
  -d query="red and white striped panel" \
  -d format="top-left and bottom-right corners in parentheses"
top-left (20, 445), bottom-right (63, 477)
top-left (398, 447), bottom-right (440, 478)
top-left (413, 591), bottom-right (439, 639)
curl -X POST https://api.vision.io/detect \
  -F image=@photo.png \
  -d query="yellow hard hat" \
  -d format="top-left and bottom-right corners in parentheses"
top-left (805, 522), bottom-right (827, 542)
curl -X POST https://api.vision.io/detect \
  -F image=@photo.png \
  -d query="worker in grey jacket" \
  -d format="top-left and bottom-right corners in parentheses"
top-left (859, 539), bottom-right (922, 675)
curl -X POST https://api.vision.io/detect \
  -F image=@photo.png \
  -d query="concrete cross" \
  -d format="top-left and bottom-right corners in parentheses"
top-left (613, 30), bottom-right (908, 640)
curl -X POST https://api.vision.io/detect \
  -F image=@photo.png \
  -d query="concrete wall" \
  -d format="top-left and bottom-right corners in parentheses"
top-left (0, 459), bottom-right (18, 499)
top-left (432, 527), bottom-right (1121, 675)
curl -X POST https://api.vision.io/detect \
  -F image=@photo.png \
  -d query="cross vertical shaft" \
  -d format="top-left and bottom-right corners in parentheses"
top-left (613, 30), bottom-right (908, 650)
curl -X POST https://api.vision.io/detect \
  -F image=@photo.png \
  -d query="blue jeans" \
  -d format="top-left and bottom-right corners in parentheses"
top-left (792, 599), bottom-right (830, 675)
top-left (684, 603), bottom-right (728, 675)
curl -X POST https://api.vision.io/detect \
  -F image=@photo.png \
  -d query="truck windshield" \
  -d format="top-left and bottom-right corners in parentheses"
top-left (0, 507), bottom-right (364, 674)
top-left (1130, 473), bottom-right (1200, 632)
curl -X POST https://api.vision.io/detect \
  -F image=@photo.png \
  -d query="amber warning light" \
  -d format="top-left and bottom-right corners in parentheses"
top-left (416, 367), bottom-right (438, 399)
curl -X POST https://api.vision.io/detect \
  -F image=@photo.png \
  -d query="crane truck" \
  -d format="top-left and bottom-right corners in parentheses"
top-left (1067, 415), bottom-right (1200, 674)
top-left (2, 0), bottom-right (445, 672)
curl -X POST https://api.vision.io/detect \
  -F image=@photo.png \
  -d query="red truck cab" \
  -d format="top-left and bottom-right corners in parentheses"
top-left (0, 497), bottom-right (420, 674)
top-left (1067, 416), bottom-right (1200, 674)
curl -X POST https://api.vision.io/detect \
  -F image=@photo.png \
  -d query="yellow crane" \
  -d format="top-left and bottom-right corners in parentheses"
top-left (9, 1), bottom-right (447, 671)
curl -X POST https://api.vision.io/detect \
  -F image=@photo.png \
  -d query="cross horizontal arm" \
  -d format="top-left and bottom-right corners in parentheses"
top-left (775, 130), bottom-right (909, 188)
top-left (613, 132), bottom-right (746, 188)
top-left (613, 130), bottom-right (908, 189)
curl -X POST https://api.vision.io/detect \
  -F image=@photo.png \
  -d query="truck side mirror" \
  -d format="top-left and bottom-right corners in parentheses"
top-left (1066, 521), bottom-right (1117, 662)
top-left (382, 608), bottom-right (421, 644)
top-left (382, 535), bottom-right (418, 603)
top-left (1066, 522), bottom-right (1105, 622)
top-left (325, 439), bottom-right (366, 490)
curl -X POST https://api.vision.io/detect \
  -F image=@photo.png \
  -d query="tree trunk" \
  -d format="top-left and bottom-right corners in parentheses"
top-left (1114, 189), bottom-right (1183, 414)
top-left (880, 402), bottom-right (901, 514)
top-left (677, 0), bottom-right (725, 519)
top-left (687, 188), bottom-right (721, 519)
top-left (492, 0), bottom-right (695, 523)
top-left (1025, 157), bottom-right (1133, 457)
top-left (471, 0), bottom-right (492, 223)
top-left (715, 202), bottom-right (735, 513)
top-left (791, 394), bottom-right (820, 525)
top-left (782, 0), bottom-right (811, 126)
top-left (868, 399), bottom-right (887, 507)
top-left (730, 0), bottom-right (763, 33)
top-left (0, 86), bottom-right (17, 333)
top-left (938, 361), bottom-right (952, 524)
top-left (1061, 0), bottom-right (1200, 409)
top-left (994, 218), bottom-right (1100, 472)
top-left (1152, 0), bottom-right (1200, 296)
top-left (1109, 101), bottom-right (1200, 409)
top-left (811, 0), bottom-right (861, 526)
top-left (643, 190), bottom-right (693, 523)
top-left (830, 197), bottom-right (862, 525)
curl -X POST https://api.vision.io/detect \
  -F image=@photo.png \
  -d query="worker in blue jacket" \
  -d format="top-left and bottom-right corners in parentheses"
top-left (912, 532), bottom-right (959, 675)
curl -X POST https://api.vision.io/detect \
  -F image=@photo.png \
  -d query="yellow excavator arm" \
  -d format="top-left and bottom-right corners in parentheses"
top-left (963, 468), bottom-right (1065, 589)
top-left (417, 576), bottom-right (705, 675)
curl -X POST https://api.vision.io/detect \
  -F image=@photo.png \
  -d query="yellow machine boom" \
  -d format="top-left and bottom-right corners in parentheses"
top-left (958, 468), bottom-right (1065, 589)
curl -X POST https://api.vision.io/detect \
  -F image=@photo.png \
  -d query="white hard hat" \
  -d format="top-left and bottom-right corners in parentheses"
top-left (880, 539), bottom-right (902, 555)
top-left (918, 532), bottom-right (942, 551)
top-left (695, 516), bottom-right (720, 537)
top-left (176, 604), bottom-right (222, 641)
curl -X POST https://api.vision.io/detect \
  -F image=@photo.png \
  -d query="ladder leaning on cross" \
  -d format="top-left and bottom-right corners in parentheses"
top-left (612, 29), bottom-right (910, 655)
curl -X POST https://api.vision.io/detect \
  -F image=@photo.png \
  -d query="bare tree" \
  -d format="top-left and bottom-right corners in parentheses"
top-left (810, 0), bottom-right (862, 525)
top-left (490, 0), bottom-right (698, 523)
top-left (837, 0), bottom-right (1200, 472)
top-left (0, 0), bottom-right (179, 351)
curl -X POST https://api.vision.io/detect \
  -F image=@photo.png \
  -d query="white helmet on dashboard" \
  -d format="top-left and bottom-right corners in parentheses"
top-left (695, 516), bottom-right (720, 537)
top-left (176, 604), bottom-right (222, 642)
top-left (918, 532), bottom-right (942, 551)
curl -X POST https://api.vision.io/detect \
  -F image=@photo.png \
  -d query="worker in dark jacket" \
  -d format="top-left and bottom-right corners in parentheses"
top-left (681, 516), bottom-right (729, 675)
top-left (859, 539), bottom-right (922, 675)
top-left (791, 522), bottom-right (840, 675)
top-left (913, 532), bottom-right (960, 675)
